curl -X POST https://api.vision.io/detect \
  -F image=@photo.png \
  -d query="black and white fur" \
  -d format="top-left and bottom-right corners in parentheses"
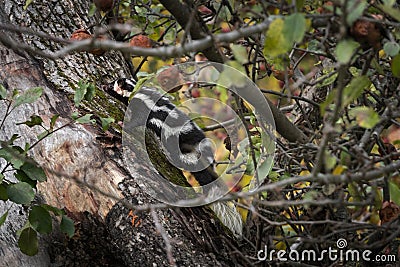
top-left (107, 78), bottom-right (217, 186)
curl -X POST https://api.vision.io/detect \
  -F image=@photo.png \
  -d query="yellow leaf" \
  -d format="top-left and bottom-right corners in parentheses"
top-left (333, 165), bottom-right (346, 175)
top-left (299, 170), bottom-right (310, 176)
top-left (275, 241), bottom-right (286, 250)
top-left (264, 19), bottom-right (291, 57)
top-left (370, 211), bottom-right (380, 225)
top-left (237, 174), bottom-right (253, 190)
top-left (237, 197), bottom-right (251, 222)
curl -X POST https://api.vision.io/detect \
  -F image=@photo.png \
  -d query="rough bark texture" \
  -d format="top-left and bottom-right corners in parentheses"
top-left (0, 1), bottom-right (126, 265)
top-left (0, 1), bottom-right (237, 266)
top-left (106, 179), bottom-right (239, 267)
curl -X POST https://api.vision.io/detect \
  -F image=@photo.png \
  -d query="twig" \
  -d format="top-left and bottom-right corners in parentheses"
top-left (312, 64), bottom-right (348, 176)
top-left (260, 89), bottom-right (320, 107)
top-left (150, 207), bottom-right (177, 267)
top-left (202, 116), bottom-right (251, 131)
top-left (0, 19), bottom-right (272, 60)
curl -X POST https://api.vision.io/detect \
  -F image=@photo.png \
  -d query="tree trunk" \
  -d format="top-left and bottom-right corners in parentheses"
top-left (0, 1), bottom-right (236, 266)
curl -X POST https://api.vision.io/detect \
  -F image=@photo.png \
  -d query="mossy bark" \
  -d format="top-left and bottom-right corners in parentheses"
top-left (0, 1), bottom-right (238, 266)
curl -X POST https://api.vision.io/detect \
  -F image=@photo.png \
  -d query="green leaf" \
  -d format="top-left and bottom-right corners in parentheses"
top-left (340, 150), bottom-right (351, 165)
top-left (372, 186), bottom-right (383, 209)
top-left (230, 44), bottom-right (248, 64)
top-left (348, 182), bottom-right (362, 202)
top-left (75, 81), bottom-right (96, 106)
top-left (24, 143), bottom-right (30, 153)
top-left (12, 89), bottom-right (18, 98)
top-left (0, 211), bottom-right (8, 227)
top-left (346, 0), bottom-right (367, 25)
top-left (389, 181), bottom-right (400, 206)
top-left (0, 146), bottom-right (25, 169)
top-left (7, 182), bottom-right (35, 205)
top-left (391, 54), bottom-right (400, 78)
top-left (74, 114), bottom-right (95, 124)
top-left (50, 114), bottom-right (60, 130)
top-left (41, 204), bottom-right (63, 216)
top-left (319, 90), bottom-right (336, 116)
top-left (383, 42), bottom-right (400, 57)
top-left (303, 190), bottom-right (319, 208)
top-left (371, 58), bottom-right (384, 75)
top-left (21, 161), bottom-right (47, 182)
top-left (268, 171), bottom-right (279, 183)
top-left (324, 151), bottom-right (337, 170)
top-left (307, 39), bottom-right (323, 53)
top-left (18, 227), bottom-right (38, 256)
top-left (317, 72), bottom-right (338, 88)
top-left (71, 112), bottom-right (79, 120)
top-left (255, 156), bottom-right (273, 183)
top-left (13, 87), bottom-right (43, 108)
top-left (84, 83), bottom-right (96, 101)
top-left (264, 18), bottom-right (291, 57)
top-left (23, 0), bottom-right (33, 10)
top-left (14, 170), bottom-right (37, 188)
top-left (0, 184), bottom-right (8, 200)
top-left (335, 39), bottom-right (360, 64)
top-left (0, 84), bottom-right (7, 99)
top-left (216, 86), bottom-right (229, 103)
top-left (295, 0), bottom-right (305, 11)
top-left (349, 66), bottom-right (360, 76)
top-left (60, 215), bottom-right (75, 238)
top-left (283, 13), bottom-right (306, 44)
top-left (322, 184), bottom-right (336, 196)
top-left (378, 4), bottom-right (400, 21)
top-left (163, 27), bottom-right (177, 45)
top-left (0, 173), bottom-right (3, 183)
top-left (217, 61), bottom-right (248, 88)
top-left (382, 0), bottom-right (395, 6)
top-left (100, 117), bottom-right (115, 132)
top-left (16, 115), bottom-right (43, 128)
top-left (88, 3), bottom-right (97, 16)
top-left (74, 82), bottom-right (88, 107)
top-left (29, 206), bottom-right (52, 234)
top-left (349, 106), bottom-right (380, 129)
top-left (342, 76), bottom-right (371, 107)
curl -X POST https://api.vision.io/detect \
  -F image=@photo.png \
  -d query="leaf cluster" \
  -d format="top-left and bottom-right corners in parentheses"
top-left (0, 85), bottom-right (74, 256)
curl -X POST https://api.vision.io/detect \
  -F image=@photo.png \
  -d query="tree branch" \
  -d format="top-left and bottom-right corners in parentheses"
top-left (0, 20), bottom-right (272, 60)
top-left (127, 159), bottom-right (400, 211)
top-left (157, 2), bottom-right (308, 144)
top-left (159, 0), bottom-right (224, 63)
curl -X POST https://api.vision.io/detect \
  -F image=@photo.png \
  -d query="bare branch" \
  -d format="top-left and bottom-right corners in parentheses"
top-left (150, 208), bottom-right (177, 267)
top-left (0, 19), bottom-right (272, 60)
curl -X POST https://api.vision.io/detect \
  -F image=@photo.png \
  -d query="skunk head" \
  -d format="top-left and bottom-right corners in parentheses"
top-left (104, 78), bottom-right (136, 105)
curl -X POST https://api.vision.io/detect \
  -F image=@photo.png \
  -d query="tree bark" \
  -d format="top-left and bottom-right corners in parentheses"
top-left (0, 1), bottom-right (237, 266)
top-left (0, 1), bottom-right (127, 265)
